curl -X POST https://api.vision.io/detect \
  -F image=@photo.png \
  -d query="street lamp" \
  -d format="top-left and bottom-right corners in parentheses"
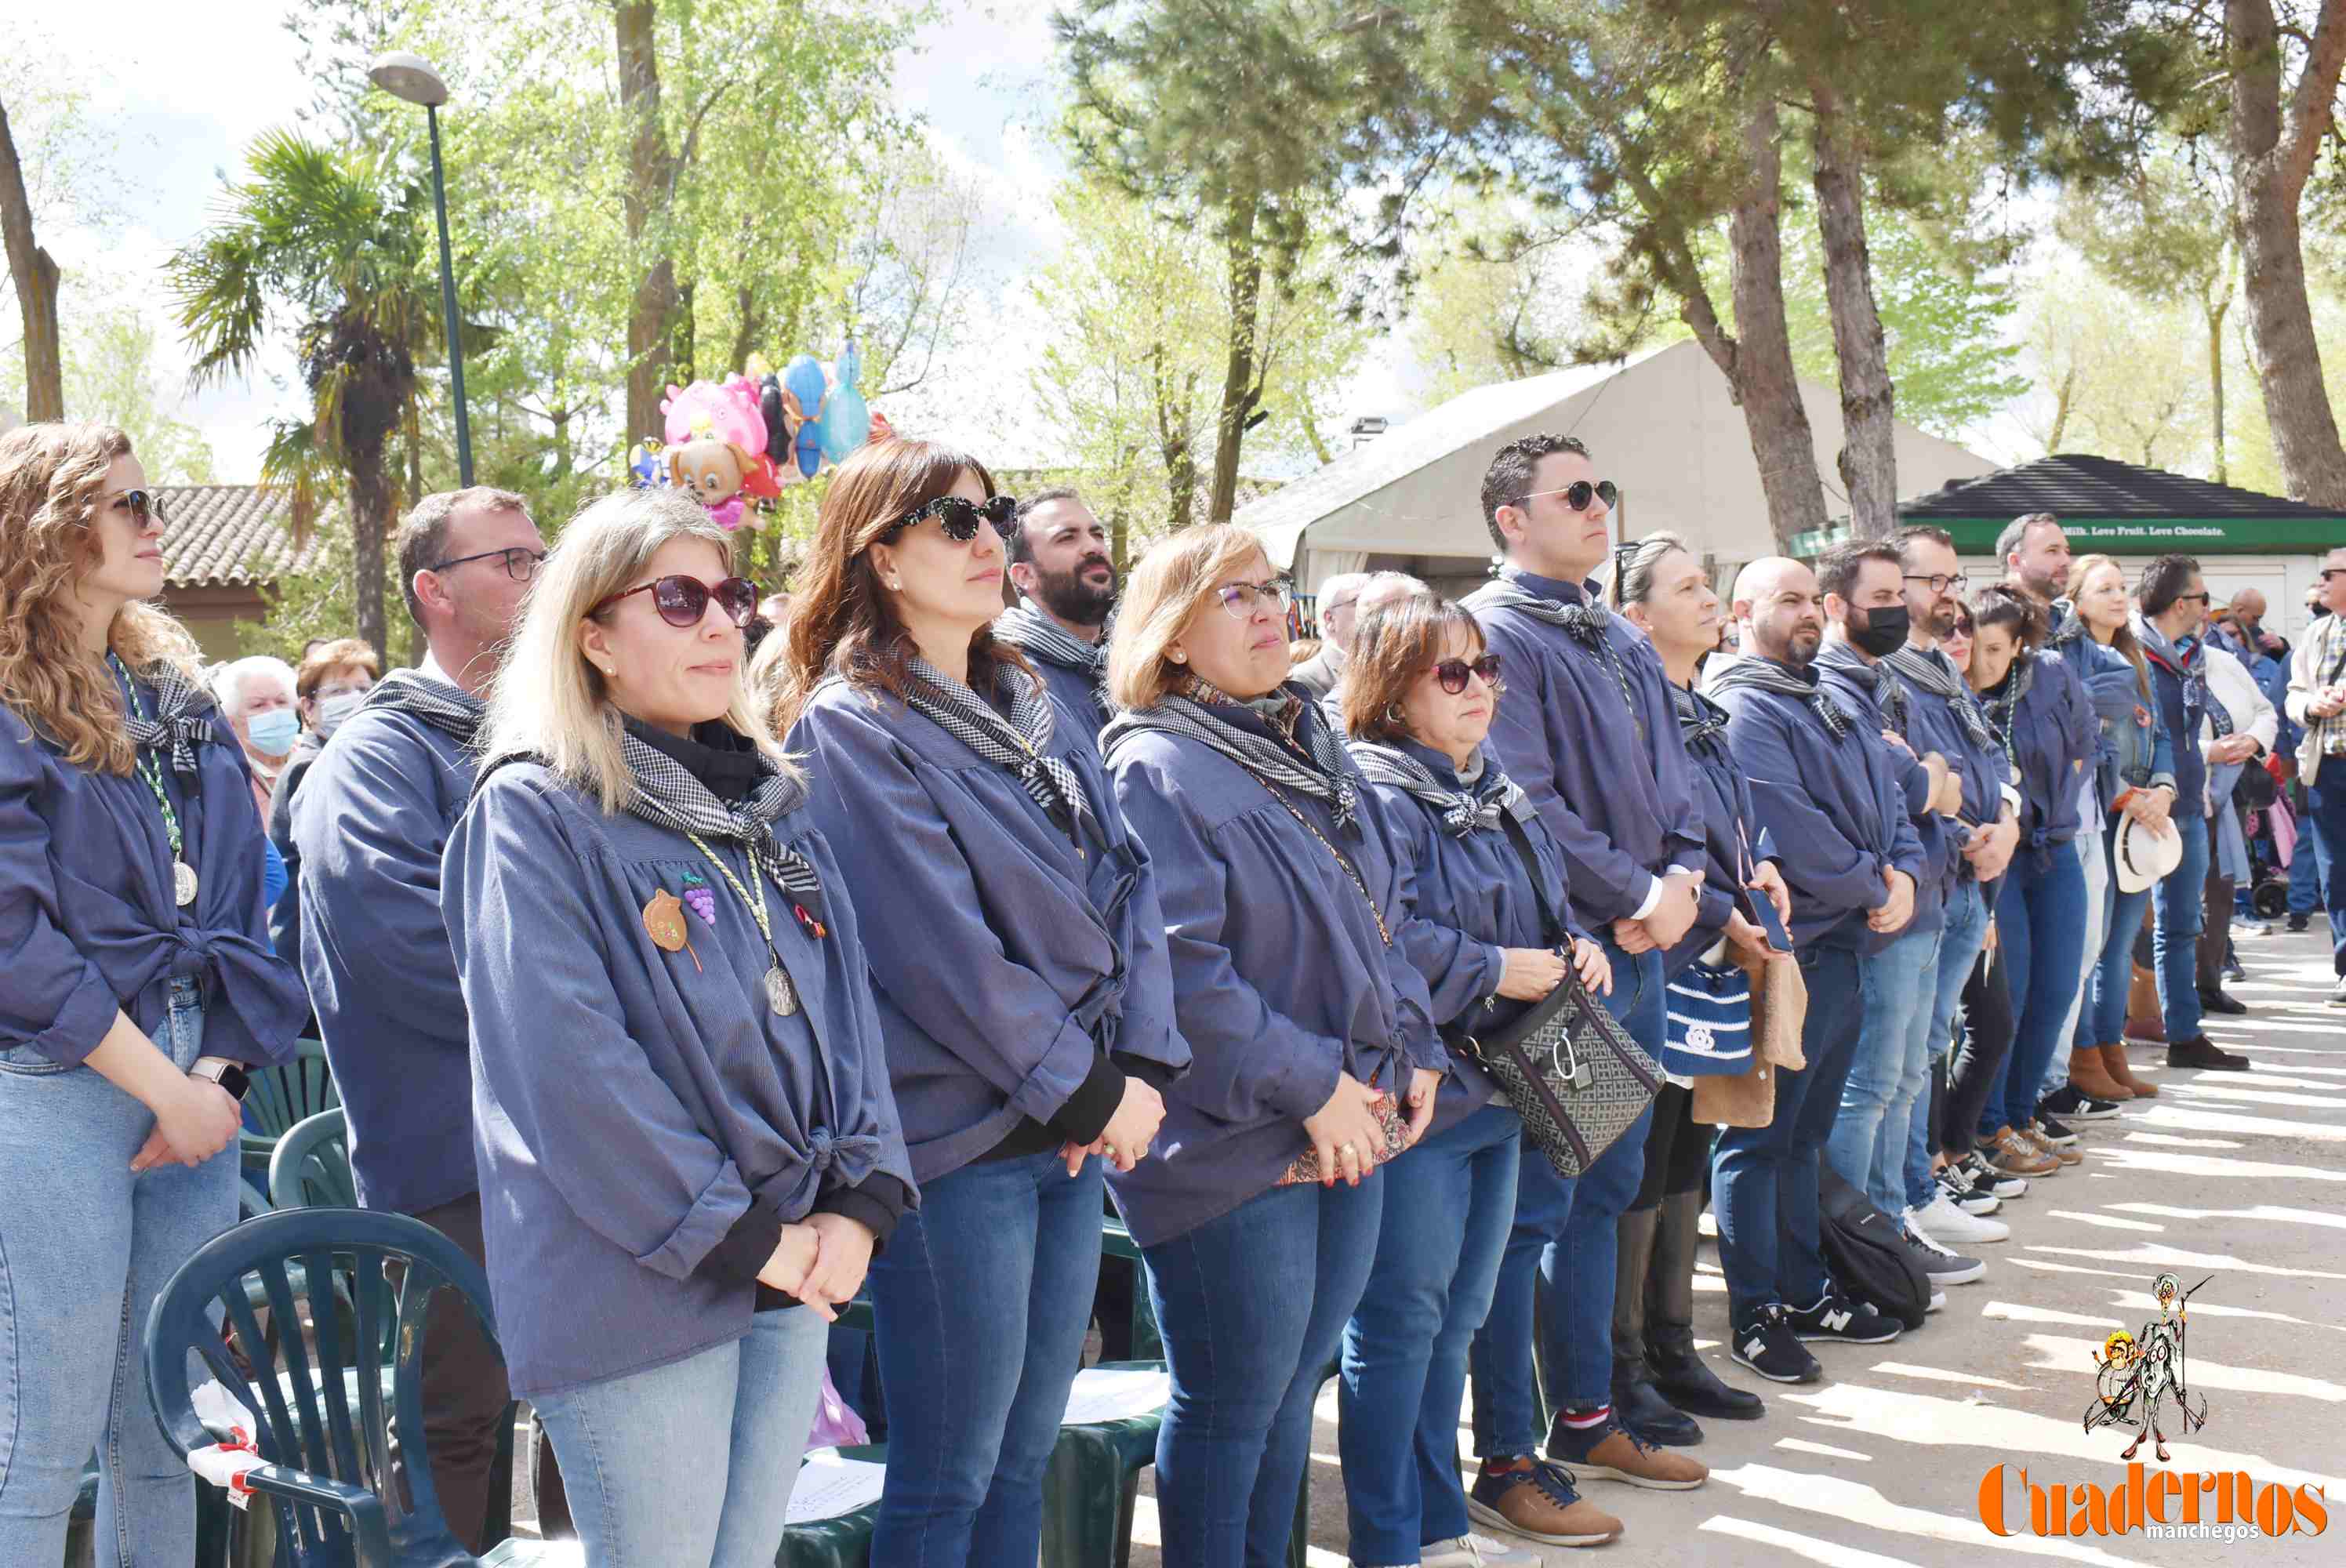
top-left (369, 50), bottom-right (474, 486)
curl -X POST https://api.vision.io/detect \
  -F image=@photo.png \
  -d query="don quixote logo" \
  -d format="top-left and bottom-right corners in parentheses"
top-left (1975, 1273), bottom-right (2330, 1541)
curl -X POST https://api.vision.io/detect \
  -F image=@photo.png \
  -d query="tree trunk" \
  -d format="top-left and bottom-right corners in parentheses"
top-left (730, 281), bottom-right (762, 374)
top-left (0, 99), bottom-right (63, 422)
top-left (348, 456), bottom-right (397, 667)
top-left (619, 2), bottom-right (680, 441)
top-left (1810, 92), bottom-right (1899, 539)
top-left (2208, 285), bottom-right (2231, 485)
top-left (1719, 97), bottom-right (1828, 556)
top-left (2046, 367), bottom-right (2075, 453)
top-left (1207, 194), bottom-right (1266, 523)
top-left (2228, 0), bottom-right (2346, 504)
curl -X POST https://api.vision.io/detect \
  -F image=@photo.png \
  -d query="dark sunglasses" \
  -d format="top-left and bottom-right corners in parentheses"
top-left (877, 494), bottom-right (1019, 545)
top-left (1516, 479), bottom-right (1618, 514)
top-left (429, 546), bottom-right (547, 583)
top-left (114, 488), bottom-right (166, 526)
top-left (590, 573), bottom-right (760, 628)
top-left (1432, 655), bottom-right (1503, 694)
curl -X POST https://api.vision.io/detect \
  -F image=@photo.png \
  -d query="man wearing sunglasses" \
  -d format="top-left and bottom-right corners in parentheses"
top-left (997, 488), bottom-right (1121, 739)
top-left (1462, 433), bottom-right (1716, 1505)
top-left (291, 486), bottom-right (565, 1547)
top-left (2287, 547), bottom-right (2346, 1000)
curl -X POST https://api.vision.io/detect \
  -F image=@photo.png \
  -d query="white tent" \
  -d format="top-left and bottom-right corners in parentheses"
top-left (1237, 339), bottom-right (1998, 603)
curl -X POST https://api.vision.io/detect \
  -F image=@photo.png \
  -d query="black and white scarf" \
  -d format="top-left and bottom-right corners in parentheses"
top-left (1977, 652), bottom-right (2035, 767)
top-left (903, 657), bottom-right (1094, 844)
top-left (1706, 655), bottom-right (1854, 740)
top-left (364, 668), bottom-right (488, 747)
top-left (1347, 741), bottom-right (1523, 839)
top-left (1880, 643), bottom-right (1999, 756)
top-left (616, 727), bottom-right (826, 907)
top-left (2134, 615), bottom-right (2233, 742)
top-left (1476, 572), bottom-right (1644, 728)
top-left (1670, 681), bottom-right (1730, 751)
top-left (118, 659), bottom-right (218, 775)
top-left (994, 602), bottom-right (1109, 684)
top-left (1820, 644), bottom-right (1910, 735)
top-left (1102, 684), bottom-right (1360, 834)
top-left (2046, 598), bottom-right (2088, 650)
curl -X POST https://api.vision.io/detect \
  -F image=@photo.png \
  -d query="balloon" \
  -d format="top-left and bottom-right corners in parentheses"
top-left (782, 354), bottom-right (829, 479)
top-left (818, 339), bottom-right (871, 464)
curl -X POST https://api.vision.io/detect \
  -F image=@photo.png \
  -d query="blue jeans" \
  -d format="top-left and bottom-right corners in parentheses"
top-left (2308, 776), bottom-right (2346, 973)
top-left (1713, 943), bottom-right (1864, 1319)
top-left (2083, 815), bottom-right (2155, 1047)
top-left (1145, 1172), bottom-right (1382, 1568)
top-left (1832, 919), bottom-right (1941, 1218)
top-left (1906, 878), bottom-right (1990, 1209)
top-left (535, 1305), bottom-right (829, 1567)
top-left (1466, 938), bottom-right (1658, 1456)
top-left (1339, 1102), bottom-right (1520, 1565)
top-left (869, 1151), bottom-right (1104, 1567)
top-left (2152, 812), bottom-right (2211, 1042)
top-left (0, 979), bottom-right (234, 1568)
top-left (1984, 841), bottom-right (2089, 1136)
top-left (2290, 798), bottom-right (2326, 920)
top-left (2046, 786), bottom-right (2108, 1098)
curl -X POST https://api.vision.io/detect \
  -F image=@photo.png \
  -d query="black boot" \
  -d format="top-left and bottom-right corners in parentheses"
top-left (1645, 1189), bottom-right (1766, 1421)
top-left (1611, 1205), bottom-right (1703, 1446)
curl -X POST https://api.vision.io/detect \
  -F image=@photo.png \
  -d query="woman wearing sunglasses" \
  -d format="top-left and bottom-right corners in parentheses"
top-left (1098, 525), bottom-right (1446, 1568)
top-left (441, 488), bottom-right (913, 1566)
top-left (0, 426), bottom-right (306, 1565)
top-left (770, 438), bottom-right (1185, 1567)
top-left (1335, 590), bottom-right (1621, 1562)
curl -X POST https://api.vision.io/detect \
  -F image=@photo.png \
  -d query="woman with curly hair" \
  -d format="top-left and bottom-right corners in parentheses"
top-left (0, 423), bottom-right (306, 1563)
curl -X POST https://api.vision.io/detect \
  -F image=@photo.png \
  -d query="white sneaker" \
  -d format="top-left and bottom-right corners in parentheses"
top-left (1420, 1534), bottom-right (1544, 1567)
top-left (1907, 1192), bottom-right (2010, 1246)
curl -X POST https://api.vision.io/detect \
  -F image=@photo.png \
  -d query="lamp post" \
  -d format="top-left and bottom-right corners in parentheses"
top-left (368, 50), bottom-right (474, 486)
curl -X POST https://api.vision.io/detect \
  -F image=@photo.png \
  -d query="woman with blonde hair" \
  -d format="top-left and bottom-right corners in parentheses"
top-left (0, 423), bottom-right (305, 1563)
top-left (771, 437), bottom-right (1184, 1567)
top-left (1099, 524), bottom-right (1446, 1567)
top-left (441, 487), bottom-right (913, 1566)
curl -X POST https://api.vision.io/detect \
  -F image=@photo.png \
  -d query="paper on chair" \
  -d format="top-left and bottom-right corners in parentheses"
top-left (787, 1450), bottom-right (888, 1522)
top-left (1060, 1365), bottom-right (1171, 1425)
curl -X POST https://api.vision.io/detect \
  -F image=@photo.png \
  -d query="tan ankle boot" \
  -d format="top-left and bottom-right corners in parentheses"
top-left (2102, 1043), bottom-right (2157, 1098)
top-left (2068, 1047), bottom-right (2131, 1101)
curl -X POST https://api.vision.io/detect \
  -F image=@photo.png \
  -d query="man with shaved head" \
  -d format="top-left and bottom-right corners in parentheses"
top-left (1701, 555), bottom-right (1924, 1382)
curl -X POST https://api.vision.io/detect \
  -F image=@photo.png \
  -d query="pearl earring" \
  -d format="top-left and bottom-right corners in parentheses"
top-left (1171, 650), bottom-right (1187, 663)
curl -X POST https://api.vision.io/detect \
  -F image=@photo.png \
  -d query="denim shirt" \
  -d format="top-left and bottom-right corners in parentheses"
top-left (1988, 653), bottom-right (2094, 849)
top-left (1465, 569), bottom-right (1707, 931)
top-left (2069, 638), bottom-right (2175, 814)
top-left (788, 672), bottom-right (1189, 1186)
top-left (1712, 666), bottom-right (1926, 953)
top-left (0, 670), bottom-right (305, 1073)
top-left (443, 760), bottom-right (913, 1399)
top-left (1105, 702), bottom-right (1443, 1247)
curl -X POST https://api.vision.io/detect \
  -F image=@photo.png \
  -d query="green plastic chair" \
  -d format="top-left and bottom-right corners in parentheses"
top-left (777, 1443), bottom-right (887, 1567)
top-left (269, 1107), bottom-right (357, 1211)
top-left (239, 1040), bottom-right (338, 1183)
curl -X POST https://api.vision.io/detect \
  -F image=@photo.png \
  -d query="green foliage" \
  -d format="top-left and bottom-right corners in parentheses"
top-left (0, 273), bottom-right (216, 481)
top-left (231, 521), bottom-right (410, 665)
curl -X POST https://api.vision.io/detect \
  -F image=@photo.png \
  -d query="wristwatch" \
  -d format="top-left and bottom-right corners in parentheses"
top-left (190, 1057), bottom-right (251, 1102)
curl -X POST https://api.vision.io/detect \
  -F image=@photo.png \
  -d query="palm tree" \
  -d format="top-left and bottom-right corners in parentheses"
top-left (171, 130), bottom-right (438, 663)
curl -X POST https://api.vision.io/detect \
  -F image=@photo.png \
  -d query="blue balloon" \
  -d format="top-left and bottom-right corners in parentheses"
top-left (783, 354), bottom-right (828, 478)
top-left (819, 339), bottom-right (871, 464)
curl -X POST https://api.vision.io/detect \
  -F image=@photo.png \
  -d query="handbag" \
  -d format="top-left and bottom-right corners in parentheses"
top-left (1441, 814), bottom-right (1661, 1178)
top-left (1661, 959), bottom-right (1752, 1076)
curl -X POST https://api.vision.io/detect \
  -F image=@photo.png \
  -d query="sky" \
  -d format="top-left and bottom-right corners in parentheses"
top-left (14, 0), bottom-right (1427, 481)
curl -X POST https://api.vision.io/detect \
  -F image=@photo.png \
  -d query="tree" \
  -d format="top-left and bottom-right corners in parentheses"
top-left (0, 284), bottom-right (219, 483)
top-left (171, 132), bottom-right (442, 663)
top-left (2017, 258), bottom-right (2213, 470)
top-left (0, 96), bottom-right (60, 420)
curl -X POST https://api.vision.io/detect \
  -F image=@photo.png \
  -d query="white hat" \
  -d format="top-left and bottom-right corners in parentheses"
top-left (2114, 815), bottom-right (2184, 895)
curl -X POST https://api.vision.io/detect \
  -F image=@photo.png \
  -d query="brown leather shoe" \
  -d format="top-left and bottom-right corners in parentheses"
top-left (2025, 1122), bottom-right (2085, 1166)
top-left (1985, 1125), bottom-right (2059, 1177)
top-left (1467, 1459), bottom-right (1625, 1547)
top-left (1547, 1421), bottom-right (1709, 1490)
top-left (2101, 1043), bottom-right (2157, 1098)
top-left (2068, 1047), bottom-right (2131, 1101)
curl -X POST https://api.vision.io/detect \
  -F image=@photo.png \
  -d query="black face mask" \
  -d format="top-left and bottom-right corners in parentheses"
top-left (1849, 602), bottom-right (1910, 658)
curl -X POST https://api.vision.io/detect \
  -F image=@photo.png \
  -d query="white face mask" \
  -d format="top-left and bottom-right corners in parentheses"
top-left (316, 689), bottom-right (368, 736)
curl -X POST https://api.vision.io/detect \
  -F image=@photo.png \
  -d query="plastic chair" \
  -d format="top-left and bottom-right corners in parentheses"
top-left (143, 1206), bottom-right (550, 1568)
top-left (778, 1443), bottom-right (887, 1568)
top-left (240, 1040), bottom-right (338, 1181)
top-left (270, 1107), bottom-right (357, 1210)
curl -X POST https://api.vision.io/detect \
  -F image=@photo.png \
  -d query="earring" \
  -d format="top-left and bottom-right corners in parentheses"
top-left (886, 576), bottom-right (902, 590)
top-left (1171, 650), bottom-right (1187, 664)
top-left (1384, 703), bottom-right (1404, 725)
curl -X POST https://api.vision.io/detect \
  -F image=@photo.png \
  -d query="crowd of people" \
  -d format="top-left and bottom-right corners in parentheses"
top-left (5, 414), bottom-right (2343, 1568)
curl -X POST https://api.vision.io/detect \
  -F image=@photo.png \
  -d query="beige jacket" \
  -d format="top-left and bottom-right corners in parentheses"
top-left (2286, 615), bottom-right (2346, 786)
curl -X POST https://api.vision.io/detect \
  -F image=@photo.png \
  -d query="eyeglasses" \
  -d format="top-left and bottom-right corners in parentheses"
top-left (1432, 655), bottom-right (1503, 694)
top-left (590, 573), bottom-right (760, 628)
top-left (2322, 568), bottom-right (2346, 582)
top-left (1215, 578), bottom-right (1291, 619)
top-left (2174, 591), bottom-right (2212, 606)
top-left (1516, 479), bottom-right (1618, 514)
top-left (877, 495), bottom-right (1019, 546)
top-left (430, 546), bottom-right (547, 583)
top-left (113, 488), bottom-right (166, 526)
top-left (1903, 572), bottom-right (1969, 595)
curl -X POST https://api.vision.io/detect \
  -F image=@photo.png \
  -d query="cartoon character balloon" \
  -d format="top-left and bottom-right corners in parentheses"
top-left (816, 339), bottom-right (870, 465)
top-left (659, 375), bottom-right (782, 529)
top-left (780, 354), bottom-right (830, 480)
top-left (753, 342), bottom-right (882, 481)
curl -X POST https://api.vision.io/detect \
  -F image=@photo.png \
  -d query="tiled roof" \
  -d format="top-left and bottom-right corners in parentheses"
top-left (1899, 453), bottom-right (2346, 521)
top-left (157, 485), bottom-right (330, 587)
